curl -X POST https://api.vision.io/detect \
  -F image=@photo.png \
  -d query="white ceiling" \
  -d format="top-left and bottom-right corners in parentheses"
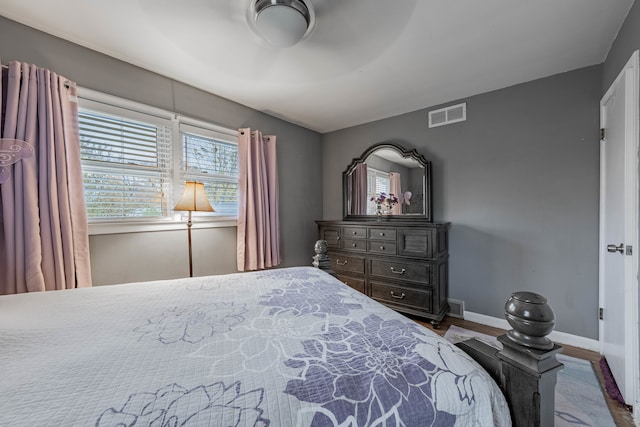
top-left (0, 0), bottom-right (634, 133)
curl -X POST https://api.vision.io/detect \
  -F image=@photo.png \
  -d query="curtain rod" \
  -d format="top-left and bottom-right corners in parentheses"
top-left (1, 63), bottom-right (75, 88)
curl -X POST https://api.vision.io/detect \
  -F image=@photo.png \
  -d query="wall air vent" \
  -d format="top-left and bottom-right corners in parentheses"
top-left (447, 299), bottom-right (464, 318)
top-left (428, 102), bottom-right (466, 128)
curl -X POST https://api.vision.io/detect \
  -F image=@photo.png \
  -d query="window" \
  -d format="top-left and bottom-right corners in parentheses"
top-left (77, 90), bottom-right (238, 229)
top-left (180, 124), bottom-right (239, 217)
top-left (367, 167), bottom-right (391, 214)
top-left (79, 105), bottom-right (172, 220)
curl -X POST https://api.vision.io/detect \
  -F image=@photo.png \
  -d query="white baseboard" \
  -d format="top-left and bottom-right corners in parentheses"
top-left (464, 311), bottom-right (600, 353)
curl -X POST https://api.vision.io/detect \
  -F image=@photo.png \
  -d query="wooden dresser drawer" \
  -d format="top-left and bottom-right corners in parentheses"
top-left (341, 238), bottom-right (367, 252)
top-left (370, 281), bottom-right (432, 312)
top-left (367, 241), bottom-right (397, 255)
top-left (342, 227), bottom-right (367, 239)
top-left (331, 254), bottom-right (365, 274)
top-left (336, 274), bottom-right (365, 293)
top-left (320, 227), bottom-right (341, 248)
top-left (368, 228), bottom-right (397, 241)
top-left (369, 259), bottom-right (431, 284)
top-left (398, 229), bottom-right (433, 258)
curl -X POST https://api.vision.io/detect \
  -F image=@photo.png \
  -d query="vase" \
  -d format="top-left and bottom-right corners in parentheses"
top-left (376, 204), bottom-right (382, 221)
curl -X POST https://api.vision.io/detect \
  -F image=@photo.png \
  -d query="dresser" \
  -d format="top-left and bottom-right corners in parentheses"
top-left (317, 220), bottom-right (451, 326)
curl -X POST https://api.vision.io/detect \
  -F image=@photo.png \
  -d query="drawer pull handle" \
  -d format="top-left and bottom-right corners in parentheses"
top-left (337, 236), bottom-right (341, 240)
top-left (352, 243), bottom-right (357, 248)
top-left (336, 260), bottom-right (348, 266)
top-left (353, 231), bottom-right (357, 235)
top-left (380, 232), bottom-right (385, 236)
top-left (390, 267), bottom-right (406, 275)
top-left (380, 246), bottom-right (385, 250)
top-left (390, 291), bottom-right (406, 299)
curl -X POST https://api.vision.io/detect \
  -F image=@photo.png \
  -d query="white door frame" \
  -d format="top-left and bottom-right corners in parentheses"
top-left (599, 49), bottom-right (640, 420)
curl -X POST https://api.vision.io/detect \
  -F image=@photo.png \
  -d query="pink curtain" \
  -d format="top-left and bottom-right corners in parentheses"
top-left (390, 172), bottom-right (402, 215)
top-left (350, 163), bottom-right (368, 215)
top-left (0, 61), bottom-right (91, 295)
top-left (237, 128), bottom-right (280, 271)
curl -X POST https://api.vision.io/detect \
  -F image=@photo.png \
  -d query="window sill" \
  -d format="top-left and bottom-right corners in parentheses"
top-left (88, 217), bottom-right (237, 235)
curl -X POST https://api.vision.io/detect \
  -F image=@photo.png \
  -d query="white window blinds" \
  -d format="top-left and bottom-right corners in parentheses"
top-left (79, 110), bottom-right (172, 219)
top-left (366, 168), bottom-right (391, 214)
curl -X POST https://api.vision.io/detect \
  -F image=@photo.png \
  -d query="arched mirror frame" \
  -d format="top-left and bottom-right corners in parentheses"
top-left (343, 142), bottom-right (432, 222)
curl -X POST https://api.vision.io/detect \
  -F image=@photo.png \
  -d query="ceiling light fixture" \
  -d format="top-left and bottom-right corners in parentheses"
top-left (248, 0), bottom-right (315, 48)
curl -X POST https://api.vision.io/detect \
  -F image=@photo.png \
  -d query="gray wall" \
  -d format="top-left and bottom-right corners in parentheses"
top-left (603, 0), bottom-right (640, 92)
top-left (323, 66), bottom-right (602, 339)
top-left (0, 16), bottom-right (323, 284)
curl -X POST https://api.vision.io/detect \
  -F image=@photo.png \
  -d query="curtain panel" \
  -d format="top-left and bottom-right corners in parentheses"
top-left (236, 128), bottom-right (280, 271)
top-left (390, 172), bottom-right (402, 215)
top-left (350, 163), bottom-right (368, 215)
top-left (0, 60), bottom-right (91, 295)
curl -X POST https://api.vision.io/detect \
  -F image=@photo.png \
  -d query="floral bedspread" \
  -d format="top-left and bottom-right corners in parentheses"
top-left (0, 267), bottom-right (510, 426)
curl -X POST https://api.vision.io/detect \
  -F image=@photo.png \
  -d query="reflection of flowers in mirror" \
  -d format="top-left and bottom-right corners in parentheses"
top-left (370, 193), bottom-right (399, 213)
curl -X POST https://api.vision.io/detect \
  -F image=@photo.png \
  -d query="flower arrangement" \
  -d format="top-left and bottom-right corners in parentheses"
top-left (371, 192), bottom-right (399, 215)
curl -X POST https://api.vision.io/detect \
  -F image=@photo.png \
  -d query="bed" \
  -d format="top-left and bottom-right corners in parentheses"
top-left (0, 266), bottom-right (511, 426)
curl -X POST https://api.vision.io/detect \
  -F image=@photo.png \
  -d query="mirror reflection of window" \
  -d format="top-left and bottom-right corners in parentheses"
top-left (367, 167), bottom-right (391, 214)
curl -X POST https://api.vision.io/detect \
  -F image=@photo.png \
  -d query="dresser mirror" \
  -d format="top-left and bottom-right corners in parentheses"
top-left (343, 142), bottom-right (432, 221)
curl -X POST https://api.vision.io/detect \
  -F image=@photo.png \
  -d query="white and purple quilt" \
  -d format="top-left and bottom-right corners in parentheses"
top-left (0, 267), bottom-right (510, 426)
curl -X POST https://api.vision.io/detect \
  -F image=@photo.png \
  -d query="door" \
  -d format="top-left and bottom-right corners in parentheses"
top-left (599, 50), bottom-right (639, 409)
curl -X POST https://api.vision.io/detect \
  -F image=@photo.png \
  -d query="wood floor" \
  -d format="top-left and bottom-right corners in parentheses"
top-left (414, 316), bottom-right (635, 427)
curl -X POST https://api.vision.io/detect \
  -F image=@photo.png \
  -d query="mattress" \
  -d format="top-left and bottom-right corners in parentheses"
top-left (0, 267), bottom-right (510, 426)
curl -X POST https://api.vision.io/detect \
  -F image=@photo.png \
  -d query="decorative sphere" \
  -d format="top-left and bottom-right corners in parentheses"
top-left (504, 291), bottom-right (555, 350)
top-left (314, 240), bottom-right (328, 255)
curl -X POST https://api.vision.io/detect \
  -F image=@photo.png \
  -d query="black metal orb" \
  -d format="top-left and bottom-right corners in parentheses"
top-left (504, 291), bottom-right (555, 350)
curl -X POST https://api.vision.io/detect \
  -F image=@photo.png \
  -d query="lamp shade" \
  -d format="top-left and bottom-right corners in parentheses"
top-left (174, 181), bottom-right (214, 212)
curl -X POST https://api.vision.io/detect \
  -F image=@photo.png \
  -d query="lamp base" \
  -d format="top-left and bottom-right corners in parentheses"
top-left (187, 212), bottom-right (193, 278)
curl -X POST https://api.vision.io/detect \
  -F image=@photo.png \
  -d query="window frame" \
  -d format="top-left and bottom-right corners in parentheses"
top-left (178, 120), bottom-right (240, 220)
top-left (77, 88), bottom-right (238, 235)
top-left (78, 99), bottom-right (174, 223)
